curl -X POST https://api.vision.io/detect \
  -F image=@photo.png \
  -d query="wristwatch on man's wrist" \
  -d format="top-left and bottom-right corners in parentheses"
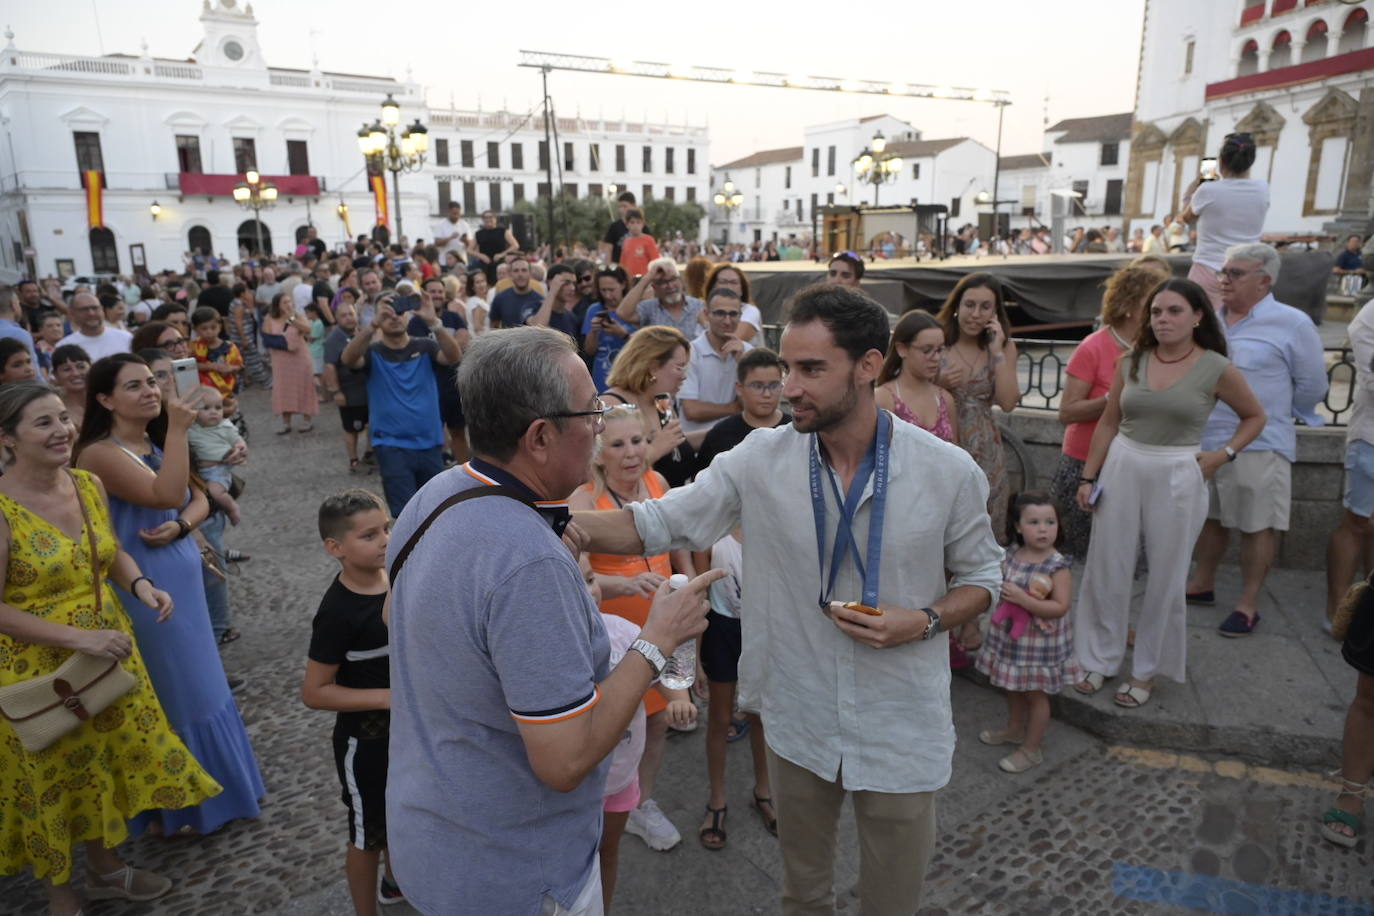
top-left (1223, 445), bottom-right (1238, 462)
top-left (628, 638), bottom-right (667, 677)
top-left (920, 607), bottom-right (941, 641)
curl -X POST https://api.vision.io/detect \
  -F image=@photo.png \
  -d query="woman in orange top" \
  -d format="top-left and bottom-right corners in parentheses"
top-left (570, 404), bottom-right (696, 850)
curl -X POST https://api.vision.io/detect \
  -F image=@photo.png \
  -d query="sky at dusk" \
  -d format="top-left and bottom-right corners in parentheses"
top-left (9, 0), bottom-right (1148, 164)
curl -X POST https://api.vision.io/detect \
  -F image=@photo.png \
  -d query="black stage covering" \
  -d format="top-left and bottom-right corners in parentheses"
top-left (746, 250), bottom-right (1335, 332)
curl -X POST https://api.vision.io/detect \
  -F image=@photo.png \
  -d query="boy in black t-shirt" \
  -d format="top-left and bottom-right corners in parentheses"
top-left (303, 489), bottom-right (404, 913)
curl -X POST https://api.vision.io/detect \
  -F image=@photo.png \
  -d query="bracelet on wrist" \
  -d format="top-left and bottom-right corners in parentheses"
top-left (174, 518), bottom-right (192, 539)
top-left (130, 576), bottom-right (154, 595)
top-left (1078, 477), bottom-right (1097, 485)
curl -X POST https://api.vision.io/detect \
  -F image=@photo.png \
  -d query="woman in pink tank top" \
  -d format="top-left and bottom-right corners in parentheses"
top-left (875, 309), bottom-right (960, 444)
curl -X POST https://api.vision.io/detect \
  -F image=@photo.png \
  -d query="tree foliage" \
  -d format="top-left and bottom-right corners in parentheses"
top-left (514, 196), bottom-right (706, 250)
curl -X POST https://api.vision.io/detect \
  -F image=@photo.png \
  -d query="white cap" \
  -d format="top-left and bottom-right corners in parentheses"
top-left (668, 574), bottom-right (689, 590)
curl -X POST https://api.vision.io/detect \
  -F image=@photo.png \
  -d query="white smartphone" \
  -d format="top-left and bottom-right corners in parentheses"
top-left (171, 357), bottom-right (200, 400)
top-left (1089, 482), bottom-right (1104, 507)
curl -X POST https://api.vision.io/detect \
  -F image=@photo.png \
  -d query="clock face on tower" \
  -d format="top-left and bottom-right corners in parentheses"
top-left (223, 39), bottom-right (244, 61)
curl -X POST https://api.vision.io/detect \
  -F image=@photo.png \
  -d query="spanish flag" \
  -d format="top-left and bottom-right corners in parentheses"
top-left (83, 170), bottom-right (104, 228)
top-left (371, 175), bottom-right (388, 231)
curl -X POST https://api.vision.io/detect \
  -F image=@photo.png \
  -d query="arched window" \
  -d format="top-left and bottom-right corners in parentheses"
top-left (237, 219), bottom-right (272, 256)
top-left (1339, 7), bottom-right (1369, 55)
top-left (1270, 30), bottom-right (1293, 68)
top-left (1302, 19), bottom-right (1328, 62)
top-left (294, 224), bottom-right (311, 244)
top-left (89, 227), bottom-right (118, 273)
top-left (187, 225), bottom-right (212, 257)
top-left (1238, 39), bottom-right (1261, 76)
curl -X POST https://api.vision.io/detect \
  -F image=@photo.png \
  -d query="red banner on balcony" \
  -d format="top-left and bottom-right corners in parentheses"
top-left (176, 173), bottom-right (321, 197)
top-left (82, 170), bottom-right (103, 228)
top-left (1206, 46), bottom-right (1374, 100)
top-left (371, 175), bottom-right (389, 230)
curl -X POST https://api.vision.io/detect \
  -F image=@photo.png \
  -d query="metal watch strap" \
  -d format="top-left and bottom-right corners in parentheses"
top-left (628, 638), bottom-right (666, 677)
top-left (921, 606), bottom-right (941, 640)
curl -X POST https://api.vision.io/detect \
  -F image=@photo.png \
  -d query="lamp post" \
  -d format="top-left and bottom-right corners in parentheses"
top-left (357, 93), bottom-right (428, 243)
top-left (232, 169), bottom-right (278, 256)
top-left (852, 130), bottom-right (903, 206)
top-left (713, 174), bottom-right (744, 243)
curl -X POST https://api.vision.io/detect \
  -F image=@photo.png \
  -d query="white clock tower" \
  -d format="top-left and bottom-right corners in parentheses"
top-left (193, 0), bottom-right (267, 79)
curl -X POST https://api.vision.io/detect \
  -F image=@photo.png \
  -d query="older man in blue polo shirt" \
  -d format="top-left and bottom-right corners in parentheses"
top-left (385, 326), bottom-right (721, 916)
top-left (1185, 243), bottom-right (1327, 636)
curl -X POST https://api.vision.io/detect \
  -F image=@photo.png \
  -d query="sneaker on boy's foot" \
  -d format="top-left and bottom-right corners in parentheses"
top-left (625, 799), bottom-right (681, 851)
top-left (377, 875), bottom-right (406, 906)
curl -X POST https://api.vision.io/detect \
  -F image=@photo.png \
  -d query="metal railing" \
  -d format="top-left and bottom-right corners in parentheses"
top-left (1012, 337), bottom-right (1356, 428)
top-left (758, 327), bottom-right (1358, 429)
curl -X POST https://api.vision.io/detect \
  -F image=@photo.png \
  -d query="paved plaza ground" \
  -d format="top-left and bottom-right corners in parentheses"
top-left (4, 387), bottom-right (1373, 915)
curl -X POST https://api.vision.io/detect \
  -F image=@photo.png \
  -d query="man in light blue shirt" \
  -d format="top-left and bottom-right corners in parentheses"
top-left (1186, 243), bottom-right (1327, 636)
top-left (0, 287), bottom-right (37, 367)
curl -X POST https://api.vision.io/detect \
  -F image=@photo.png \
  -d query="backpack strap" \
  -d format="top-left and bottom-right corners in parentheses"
top-left (388, 485), bottom-right (527, 584)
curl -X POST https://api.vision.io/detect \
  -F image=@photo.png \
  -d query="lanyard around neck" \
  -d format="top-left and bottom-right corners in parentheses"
top-left (809, 410), bottom-right (891, 610)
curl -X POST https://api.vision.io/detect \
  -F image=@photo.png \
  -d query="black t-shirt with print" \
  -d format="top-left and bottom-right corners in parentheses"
top-left (308, 575), bottom-right (390, 739)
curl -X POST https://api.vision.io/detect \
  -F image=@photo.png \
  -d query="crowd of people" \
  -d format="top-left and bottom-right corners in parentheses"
top-left (0, 156), bottom-right (1371, 916)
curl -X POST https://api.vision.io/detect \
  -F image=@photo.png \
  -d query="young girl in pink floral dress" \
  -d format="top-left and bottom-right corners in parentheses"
top-left (976, 492), bottom-right (1079, 774)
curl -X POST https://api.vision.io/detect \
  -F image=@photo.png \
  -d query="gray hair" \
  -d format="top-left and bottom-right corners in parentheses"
top-left (1225, 243), bottom-right (1280, 283)
top-left (458, 326), bottom-right (576, 462)
top-left (647, 257), bottom-right (677, 278)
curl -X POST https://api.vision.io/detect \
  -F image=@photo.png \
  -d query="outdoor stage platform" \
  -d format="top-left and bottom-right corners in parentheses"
top-left (739, 250), bottom-right (1335, 333)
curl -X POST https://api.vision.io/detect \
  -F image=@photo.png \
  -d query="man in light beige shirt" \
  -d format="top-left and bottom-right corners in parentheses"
top-left (577, 285), bottom-right (1002, 916)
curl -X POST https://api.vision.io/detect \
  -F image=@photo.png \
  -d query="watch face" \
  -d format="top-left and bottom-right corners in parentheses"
top-left (223, 40), bottom-right (244, 61)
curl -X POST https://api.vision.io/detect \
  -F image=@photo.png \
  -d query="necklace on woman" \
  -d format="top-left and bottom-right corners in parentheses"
top-left (110, 432), bottom-right (150, 454)
top-left (606, 481), bottom-right (642, 507)
top-left (1109, 326), bottom-right (1131, 350)
top-left (1154, 345), bottom-right (1196, 365)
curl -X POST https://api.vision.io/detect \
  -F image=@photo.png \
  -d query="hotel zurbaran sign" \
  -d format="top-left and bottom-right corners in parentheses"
top-left (432, 173), bottom-right (515, 183)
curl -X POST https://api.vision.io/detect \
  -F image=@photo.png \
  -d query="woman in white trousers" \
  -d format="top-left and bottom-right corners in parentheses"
top-left (1074, 278), bottom-right (1265, 709)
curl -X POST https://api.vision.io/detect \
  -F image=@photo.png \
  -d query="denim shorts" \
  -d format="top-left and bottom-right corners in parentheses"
top-left (1344, 439), bottom-right (1374, 518)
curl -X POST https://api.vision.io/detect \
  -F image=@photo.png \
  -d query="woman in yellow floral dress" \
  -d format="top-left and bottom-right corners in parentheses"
top-left (0, 382), bottom-right (221, 916)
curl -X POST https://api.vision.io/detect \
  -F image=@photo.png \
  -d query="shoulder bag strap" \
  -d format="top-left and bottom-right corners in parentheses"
top-left (388, 485), bottom-right (528, 584)
top-left (68, 470), bottom-right (102, 619)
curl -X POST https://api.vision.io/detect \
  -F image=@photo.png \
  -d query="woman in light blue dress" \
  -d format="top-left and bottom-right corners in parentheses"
top-left (75, 353), bottom-right (264, 836)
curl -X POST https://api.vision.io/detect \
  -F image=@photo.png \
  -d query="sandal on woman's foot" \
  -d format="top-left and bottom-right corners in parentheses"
top-left (1320, 778), bottom-right (1368, 848)
top-left (1114, 682), bottom-right (1153, 708)
top-left (217, 628), bottom-right (241, 646)
top-left (85, 866), bottom-right (173, 902)
top-left (298, 423), bottom-right (313, 433)
top-left (979, 728), bottom-right (1025, 746)
top-left (276, 425), bottom-right (291, 435)
top-left (1074, 672), bottom-right (1107, 695)
top-left (726, 717), bottom-right (751, 743)
top-left (751, 789), bottom-right (778, 836)
top-left (699, 805), bottom-right (727, 850)
top-left (998, 747), bottom-right (1043, 773)
top-left (349, 458), bottom-right (362, 474)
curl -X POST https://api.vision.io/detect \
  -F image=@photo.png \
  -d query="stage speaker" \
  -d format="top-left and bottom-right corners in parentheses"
top-left (978, 213), bottom-right (1010, 240)
top-left (509, 212), bottom-right (536, 250)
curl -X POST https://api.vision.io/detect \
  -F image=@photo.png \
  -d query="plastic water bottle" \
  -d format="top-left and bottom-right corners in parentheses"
top-left (659, 574), bottom-right (696, 690)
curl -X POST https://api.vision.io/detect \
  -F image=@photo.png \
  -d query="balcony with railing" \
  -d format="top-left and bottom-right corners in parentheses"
top-left (425, 108), bottom-right (708, 138)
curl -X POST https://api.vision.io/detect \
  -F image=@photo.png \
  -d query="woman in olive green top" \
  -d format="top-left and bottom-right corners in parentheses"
top-left (1073, 279), bottom-right (1265, 709)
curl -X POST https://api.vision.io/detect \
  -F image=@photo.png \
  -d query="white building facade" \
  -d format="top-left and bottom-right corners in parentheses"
top-left (0, 1), bottom-right (709, 281)
top-left (1127, 0), bottom-right (1373, 237)
top-left (995, 113), bottom-right (1134, 235)
top-left (709, 114), bottom-right (996, 245)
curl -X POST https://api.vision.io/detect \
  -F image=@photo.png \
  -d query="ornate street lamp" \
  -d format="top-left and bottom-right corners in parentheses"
top-left (852, 130), bottom-right (903, 205)
top-left (713, 175), bottom-right (745, 243)
top-left (357, 93), bottom-right (429, 241)
top-left (232, 169), bottom-right (278, 256)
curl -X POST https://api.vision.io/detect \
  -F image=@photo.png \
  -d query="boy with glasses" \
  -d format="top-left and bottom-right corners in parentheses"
top-left (695, 347), bottom-right (790, 473)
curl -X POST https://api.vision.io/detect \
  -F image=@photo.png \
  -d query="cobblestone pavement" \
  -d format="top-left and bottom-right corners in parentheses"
top-left (3, 388), bottom-right (1372, 915)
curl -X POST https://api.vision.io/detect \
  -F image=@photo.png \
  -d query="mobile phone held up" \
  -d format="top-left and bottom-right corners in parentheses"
top-left (391, 295), bottom-right (422, 314)
top-left (1199, 158), bottom-right (1219, 181)
top-left (172, 357), bottom-right (200, 400)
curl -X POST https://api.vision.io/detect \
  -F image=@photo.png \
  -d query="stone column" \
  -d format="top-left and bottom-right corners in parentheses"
top-left (1324, 87), bottom-right (1374, 239)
